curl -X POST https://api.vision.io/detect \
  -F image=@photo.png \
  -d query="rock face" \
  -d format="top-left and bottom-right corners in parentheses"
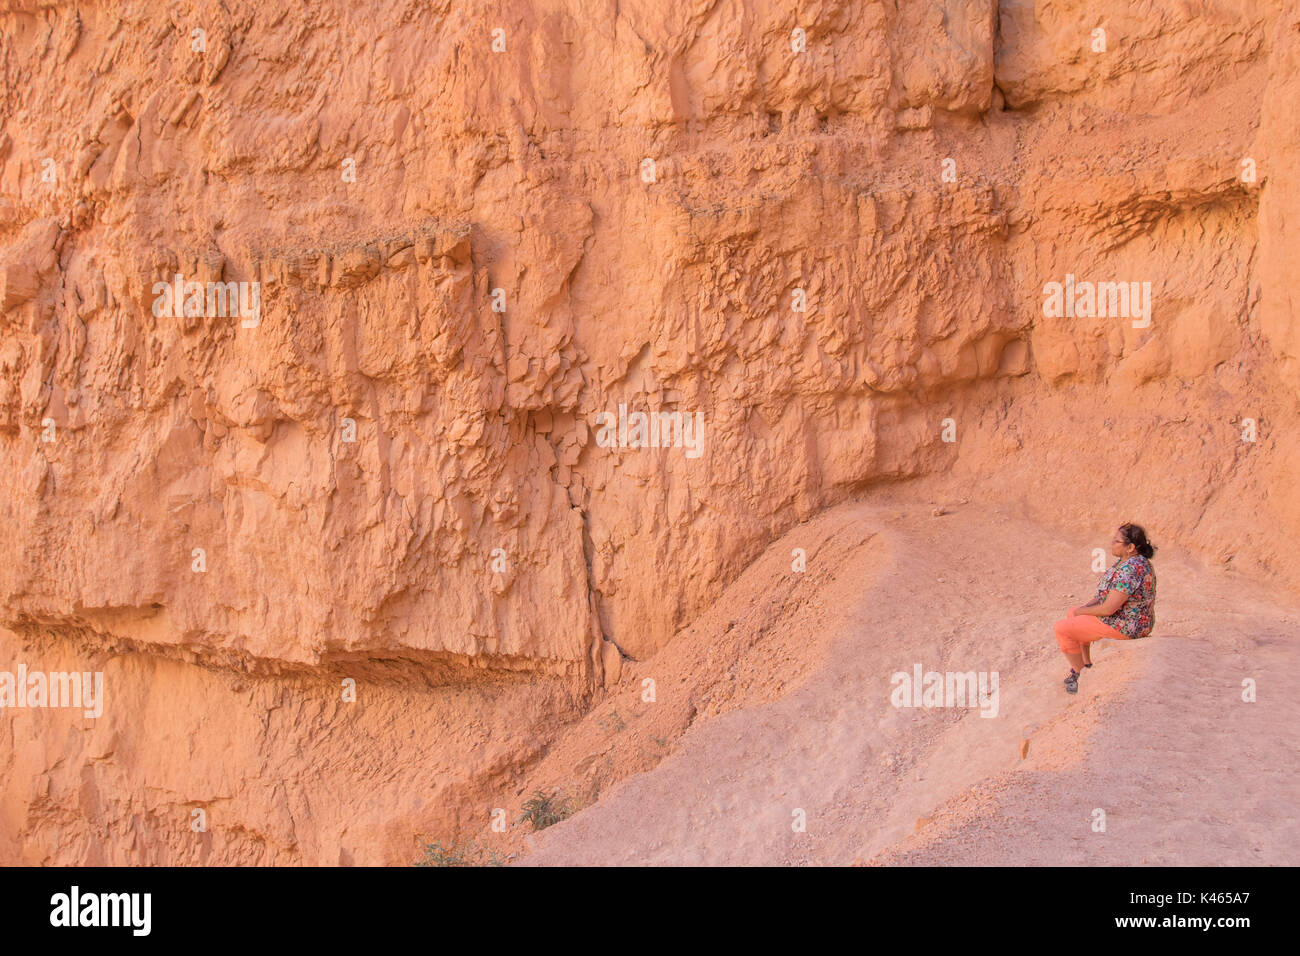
top-left (1, 0), bottom-right (1297, 864)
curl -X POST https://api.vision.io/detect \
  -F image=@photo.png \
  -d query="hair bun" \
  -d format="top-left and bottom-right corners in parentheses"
top-left (1120, 523), bottom-right (1155, 561)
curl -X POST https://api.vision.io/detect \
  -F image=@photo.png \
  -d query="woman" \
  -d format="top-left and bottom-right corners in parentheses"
top-left (1055, 523), bottom-right (1157, 693)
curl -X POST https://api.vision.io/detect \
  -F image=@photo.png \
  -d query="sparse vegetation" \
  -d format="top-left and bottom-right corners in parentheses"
top-left (414, 840), bottom-right (504, 867)
top-left (597, 708), bottom-right (626, 734)
top-left (520, 788), bottom-right (574, 831)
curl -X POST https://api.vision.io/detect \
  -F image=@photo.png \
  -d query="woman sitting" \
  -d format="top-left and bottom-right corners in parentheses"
top-left (1055, 523), bottom-right (1157, 694)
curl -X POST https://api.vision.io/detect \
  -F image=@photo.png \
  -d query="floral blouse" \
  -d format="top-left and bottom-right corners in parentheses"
top-left (1097, 555), bottom-right (1157, 638)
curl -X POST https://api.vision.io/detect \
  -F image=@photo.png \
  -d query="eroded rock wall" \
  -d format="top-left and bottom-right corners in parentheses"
top-left (1, 0), bottom-right (1296, 863)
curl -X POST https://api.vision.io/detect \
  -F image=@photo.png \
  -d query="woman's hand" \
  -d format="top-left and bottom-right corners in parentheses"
top-left (1074, 590), bottom-right (1128, 616)
top-left (1069, 596), bottom-right (1102, 618)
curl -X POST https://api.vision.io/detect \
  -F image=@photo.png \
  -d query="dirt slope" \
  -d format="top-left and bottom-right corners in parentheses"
top-left (510, 492), bottom-right (1298, 866)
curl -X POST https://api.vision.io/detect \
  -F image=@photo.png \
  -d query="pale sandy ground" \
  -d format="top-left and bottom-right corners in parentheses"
top-left (517, 495), bottom-right (1299, 866)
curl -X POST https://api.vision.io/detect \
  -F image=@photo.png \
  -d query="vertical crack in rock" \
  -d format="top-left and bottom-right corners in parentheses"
top-left (990, 0), bottom-right (1012, 112)
top-left (577, 487), bottom-right (630, 667)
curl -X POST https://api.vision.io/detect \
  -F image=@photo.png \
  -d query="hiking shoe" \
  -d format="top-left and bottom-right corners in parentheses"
top-left (1064, 669), bottom-right (1080, 694)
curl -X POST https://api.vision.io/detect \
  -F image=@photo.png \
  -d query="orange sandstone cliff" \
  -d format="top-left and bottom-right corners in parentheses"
top-left (0, 0), bottom-right (1297, 864)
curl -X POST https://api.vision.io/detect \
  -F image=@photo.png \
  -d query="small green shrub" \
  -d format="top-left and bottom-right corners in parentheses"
top-left (519, 789), bottom-right (573, 831)
top-left (415, 840), bottom-right (503, 867)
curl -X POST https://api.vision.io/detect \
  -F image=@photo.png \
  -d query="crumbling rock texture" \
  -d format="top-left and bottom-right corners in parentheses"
top-left (1, 0), bottom-right (1297, 863)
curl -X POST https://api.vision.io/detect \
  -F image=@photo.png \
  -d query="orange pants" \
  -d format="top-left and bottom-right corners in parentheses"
top-left (1054, 606), bottom-right (1128, 655)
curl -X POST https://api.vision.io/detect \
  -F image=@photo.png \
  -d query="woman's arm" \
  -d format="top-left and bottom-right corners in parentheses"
top-left (1074, 590), bottom-right (1127, 617)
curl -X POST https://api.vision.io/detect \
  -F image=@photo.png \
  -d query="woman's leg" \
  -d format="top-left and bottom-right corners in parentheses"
top-left (1065, 607), bottom-right (1093, 666)
top-left (1060, 606), bottom-right (1092, 665)
top-left (1055, 615), bottom-right (1127, 672)
top-left (1057, 609), bottom-right (1084, 671)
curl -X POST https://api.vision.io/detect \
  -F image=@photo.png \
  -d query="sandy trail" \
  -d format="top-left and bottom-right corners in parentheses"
top-left (518, 497), bottom-right (1300, 866)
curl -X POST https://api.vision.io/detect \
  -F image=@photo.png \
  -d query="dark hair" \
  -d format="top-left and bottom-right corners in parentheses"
top-left (1119, 523), bottom-right (1156, 560)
